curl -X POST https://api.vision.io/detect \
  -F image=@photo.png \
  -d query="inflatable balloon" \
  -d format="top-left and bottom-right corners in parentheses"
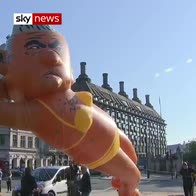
top-left (0, 25), bottom-right (141, 196)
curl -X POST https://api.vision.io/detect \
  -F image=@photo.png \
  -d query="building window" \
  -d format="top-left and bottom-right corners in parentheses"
top-left (20, 136), bottom-right (26, 148)
top-left (35, 137), bottom-right (39, 148)
top-left (12, 135), bottom-right (17, 147)
top-left (0, 134), bottom-right (5, 146)
top-left (28, 137), bottom-right (33, 148)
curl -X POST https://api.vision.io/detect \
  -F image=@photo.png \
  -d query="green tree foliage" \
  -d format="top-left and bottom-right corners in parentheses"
top-left (183, 140), bottom-right (196, 163)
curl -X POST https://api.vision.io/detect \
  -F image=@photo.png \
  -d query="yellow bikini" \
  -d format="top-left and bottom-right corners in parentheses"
top-left (36, 91), bottom-right (120, 169)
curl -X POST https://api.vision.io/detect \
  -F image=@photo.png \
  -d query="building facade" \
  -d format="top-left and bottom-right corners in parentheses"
top-left (72, 62), bottom-right (167, 164)
top-left (0, 126), bottom-right (55, 170)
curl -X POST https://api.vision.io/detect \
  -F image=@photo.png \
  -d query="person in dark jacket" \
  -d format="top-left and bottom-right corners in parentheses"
top-left (79, 166), bottom-right (91, 196)
top-left (67, 161), bottom-right (80, 196)
top-left (180, 162), bottom-right (196, 196)
top-left (21, 167), bottom-right (37, 196)
top-left (6, 170), bottom-right (12, 192)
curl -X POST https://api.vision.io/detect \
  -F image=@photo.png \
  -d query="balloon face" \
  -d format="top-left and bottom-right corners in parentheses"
top-left (6, 31), bottom-right (74, 100)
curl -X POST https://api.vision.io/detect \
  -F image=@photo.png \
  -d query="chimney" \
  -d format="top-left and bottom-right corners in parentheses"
top-left (132, 88), bottom-right (141, 103)
top-left (118, 81), bottom-right (128, 98)
top-left (145, 94), bottom-right (153, 108)
top-left (103, 73), bottom-right (108, 86)
top-left (76, 62), bottom-right (91, 83)
top-left (119, 81), bottom-right (124, 92)
top-left (6, 35), bottom-right (10, 40)
top-left (80, 62), bottom-right (86, 75)
top-left (101, 73), bottom-right (112, 91)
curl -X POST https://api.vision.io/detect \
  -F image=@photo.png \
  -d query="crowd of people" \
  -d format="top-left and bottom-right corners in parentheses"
top-left (66, 161), bottom-right (92, 196)
top-left (19, 163), bottom-right (92, 196)
top-left (0, 161), bottom-right (92, 196)
top-left (1, 161), bottom-right (195, 196)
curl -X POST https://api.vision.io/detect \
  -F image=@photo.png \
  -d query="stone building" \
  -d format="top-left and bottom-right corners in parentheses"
top-left (0, 126), bottom-right (56, 170)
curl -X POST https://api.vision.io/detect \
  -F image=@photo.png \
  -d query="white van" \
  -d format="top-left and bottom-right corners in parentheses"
top-left (13, 165), bottom-right (79, 196)
top-left (33, 166), bottom-right (70, 195)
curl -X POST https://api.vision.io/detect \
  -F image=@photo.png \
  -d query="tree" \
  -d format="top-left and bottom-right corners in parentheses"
top-left (183, 140), bottom-right (196, 163)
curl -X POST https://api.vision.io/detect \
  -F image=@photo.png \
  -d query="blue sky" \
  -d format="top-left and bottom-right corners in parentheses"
top-left (0, 0), bottom-right (196, 145)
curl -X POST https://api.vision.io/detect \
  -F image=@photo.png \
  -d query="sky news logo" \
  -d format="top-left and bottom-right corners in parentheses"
top-left (13, 13), bottom-right (62, 25)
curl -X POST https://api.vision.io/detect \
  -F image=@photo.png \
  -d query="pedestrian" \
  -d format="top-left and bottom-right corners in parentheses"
top-left (6, 169), bottom-right (12, 192)
top-left (180, 162), bottom-right (196, 196)
top-left (67, 161), bottom-right (80, 196)
top-left (189, 164), bottom-right (196, 187)
top-left (21, 167), bottom-right (37, 196)
top-left (171, 167), bottom-right (175, 179)
top-left (0, 168), bottom-right (2, 193)
top-left (79, 166), bottom-right (92, 196)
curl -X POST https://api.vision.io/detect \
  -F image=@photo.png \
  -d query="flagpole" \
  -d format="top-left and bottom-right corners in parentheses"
top-left (159, 96), bottom-right (162, 117)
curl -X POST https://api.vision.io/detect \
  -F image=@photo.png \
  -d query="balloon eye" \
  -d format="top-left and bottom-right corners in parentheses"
top-left (56, 46), bottom-right (62, 50)
top-left (28, 45), bottom-right (41, 49)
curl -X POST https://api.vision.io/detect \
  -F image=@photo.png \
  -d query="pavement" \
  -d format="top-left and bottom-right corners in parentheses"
top-left (92, 176), bottom-right (185, 195)
top-left (0, 174), bottom-right (193, 195)
top-left (0, 188), bottom-right (187, 196)
top-left (91, 189), bottom-right (185, 196)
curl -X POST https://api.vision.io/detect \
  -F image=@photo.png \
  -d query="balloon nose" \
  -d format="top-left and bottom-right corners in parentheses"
top-left (39, 51), bottom-right (61, 66)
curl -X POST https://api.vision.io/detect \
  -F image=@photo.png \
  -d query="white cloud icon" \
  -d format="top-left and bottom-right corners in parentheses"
top-left (164, 67), bottom-right (174, 73)
top-left (186, 58), bottom-right (192, 64)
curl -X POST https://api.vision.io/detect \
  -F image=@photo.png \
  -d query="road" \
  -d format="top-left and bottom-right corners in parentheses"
top-left (139, 174), bottom-right (184, 192)
top-left (0, 174), bottom-right (195, 195)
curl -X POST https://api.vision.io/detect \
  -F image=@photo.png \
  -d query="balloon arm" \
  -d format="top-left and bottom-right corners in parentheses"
top-left (0, 101), bottom-right (31, 130)
top-left (0, 49), bottom-right (8, 75)
top-left (0, 64), bottom-right (7, 75)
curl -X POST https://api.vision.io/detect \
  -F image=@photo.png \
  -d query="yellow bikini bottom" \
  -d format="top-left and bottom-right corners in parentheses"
top-left (87, 130), bottom-right (120, 169)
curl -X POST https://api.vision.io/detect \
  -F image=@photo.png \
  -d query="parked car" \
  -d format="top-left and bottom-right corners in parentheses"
top-left (10, 169), bottom-right (23, 178)
top-left (12, 165), bottom-right (71, 196)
